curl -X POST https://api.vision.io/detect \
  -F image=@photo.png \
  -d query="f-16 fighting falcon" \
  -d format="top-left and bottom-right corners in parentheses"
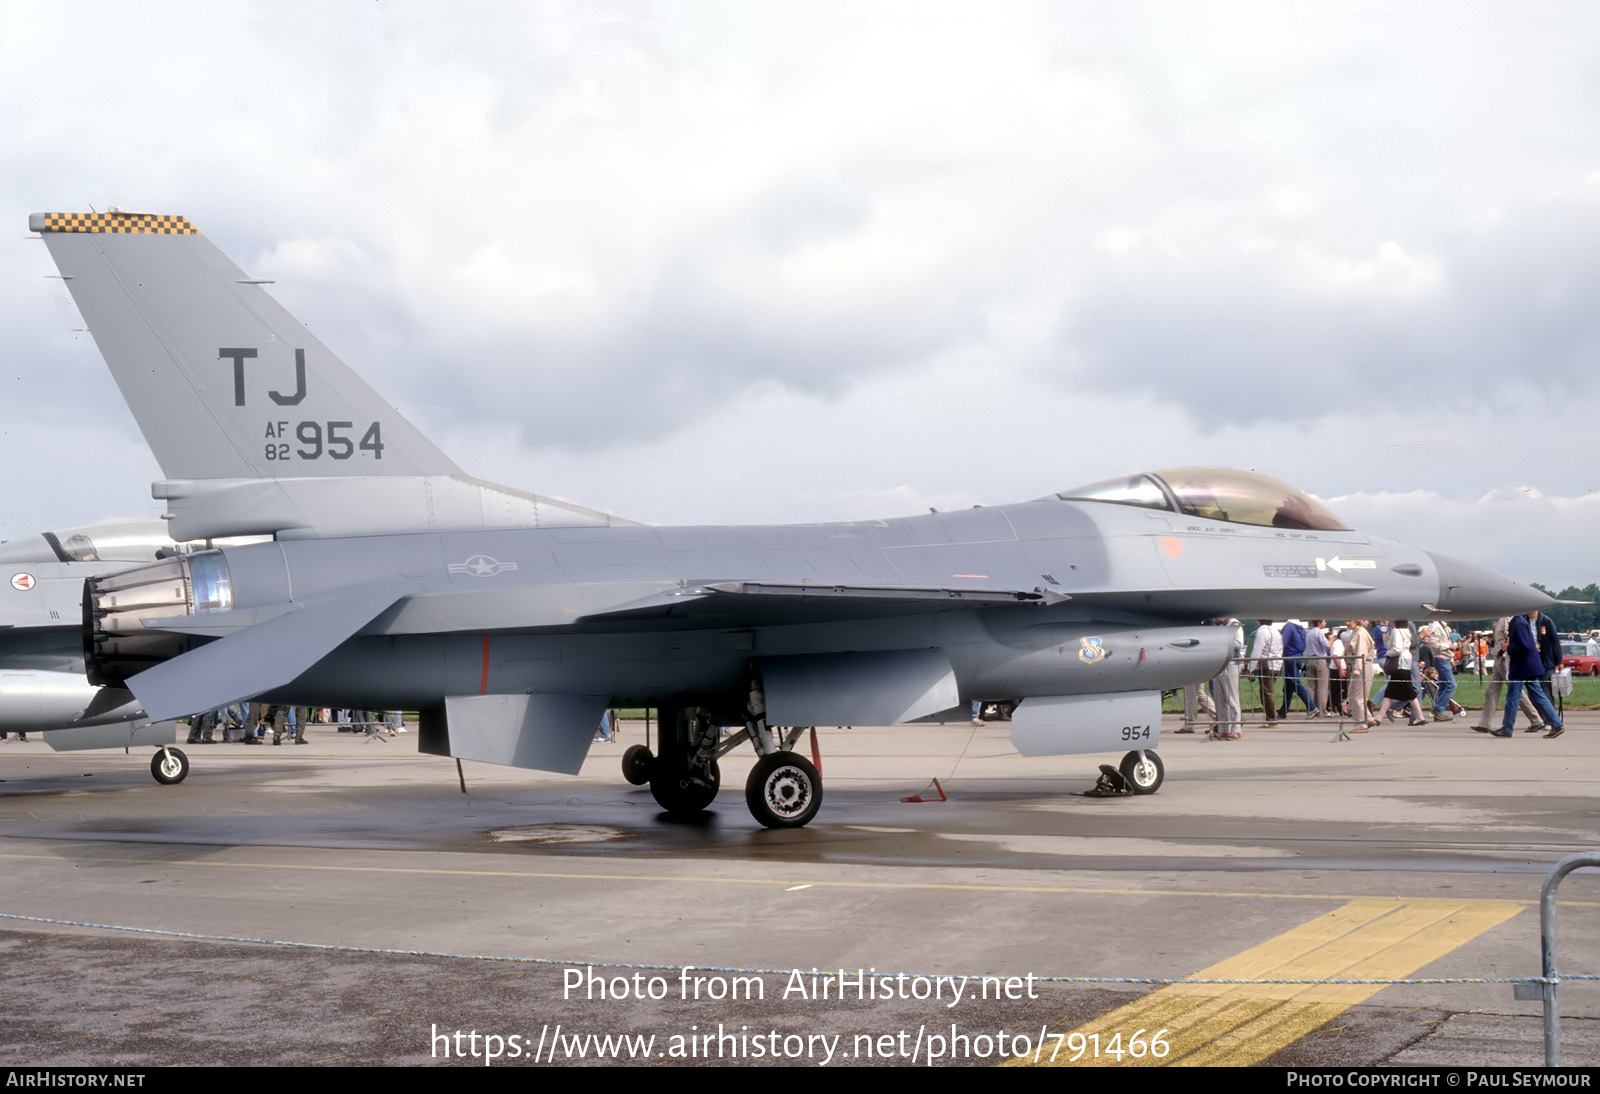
top-left (25, 210), bottom-right (1552, 827)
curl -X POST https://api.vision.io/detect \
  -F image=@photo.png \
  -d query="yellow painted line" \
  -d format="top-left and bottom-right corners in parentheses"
top-left (1006, 897), bottom-right (1523, 1068)
top-left (0, 850), bottom-right (1590, 907)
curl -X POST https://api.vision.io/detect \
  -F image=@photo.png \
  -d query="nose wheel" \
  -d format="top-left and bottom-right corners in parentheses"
top-left (1119, 749), bottom-right (1164, 793)
top-left (1087, 750), bottom-right (1164, 797)
top-left (150, 746), bottom-right (190, 785)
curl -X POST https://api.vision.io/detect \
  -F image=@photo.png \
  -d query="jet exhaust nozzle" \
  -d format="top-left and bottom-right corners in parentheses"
top-left (83, 552), bottom-right (230, 685)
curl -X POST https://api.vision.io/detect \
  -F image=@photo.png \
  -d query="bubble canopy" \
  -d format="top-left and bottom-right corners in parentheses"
top-left (1054, 468), bottom-right (1351, 532)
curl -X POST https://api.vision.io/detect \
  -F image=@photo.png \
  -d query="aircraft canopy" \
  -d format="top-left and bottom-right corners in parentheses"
top-left (1055, 468), bottom-right (1351, 531)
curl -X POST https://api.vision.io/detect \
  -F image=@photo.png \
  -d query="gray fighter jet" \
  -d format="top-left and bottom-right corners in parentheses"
top-left (0, 520), bottom-right (185, 781)
top-left (28, 211), bottom-right (1552, 826)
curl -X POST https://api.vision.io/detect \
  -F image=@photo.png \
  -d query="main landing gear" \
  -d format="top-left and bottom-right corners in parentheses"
top-left (619, 682), bottom-right (826, 828)
top-left (621, 744), bottom-right (654, 786)
top-left (745, 751), bottom-right (823, 829)
top-left (1087, 749), bottom-right (1164, 797)
top-left (628, 707), bottom-right (723, 816)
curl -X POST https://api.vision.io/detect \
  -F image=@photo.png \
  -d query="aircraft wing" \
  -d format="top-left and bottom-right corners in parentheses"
top-left (574, 580), bottom-right (1067, 626)
top-left (125, 585), bottom-right (400, 721)
top-left (569, 578), bottom-right (1373, 630)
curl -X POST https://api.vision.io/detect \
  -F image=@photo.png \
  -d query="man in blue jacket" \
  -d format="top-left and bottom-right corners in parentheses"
top-left (1536, 612), bottom-right (1563, 696)
top-left (1278, 619), bottom-right (1316, 718)
top-left (1497, 611), bottom-right (1564, 739)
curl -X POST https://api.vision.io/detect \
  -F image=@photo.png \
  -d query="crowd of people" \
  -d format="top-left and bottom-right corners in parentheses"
top-left (1180, 611), bottom-right (1568, 740)
top-left (180, 705), bottom-right (405, 744)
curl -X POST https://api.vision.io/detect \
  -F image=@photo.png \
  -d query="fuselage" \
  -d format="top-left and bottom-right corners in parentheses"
top-left (85, 494), bottom-right (1543, 715)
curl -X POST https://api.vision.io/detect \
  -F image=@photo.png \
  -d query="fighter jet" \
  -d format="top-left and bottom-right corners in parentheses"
top-left (27, 210), bottom-right (1553, 826)
top-left (0, 520), bottom-right (186, 781)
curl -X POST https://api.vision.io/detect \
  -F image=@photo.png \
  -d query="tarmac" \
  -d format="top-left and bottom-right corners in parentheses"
top-left (0, 709), bottom-right (1596, 1068)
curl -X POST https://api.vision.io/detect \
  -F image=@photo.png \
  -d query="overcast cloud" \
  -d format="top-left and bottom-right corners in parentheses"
top-left (2, 0), bottom-right (1597, 587)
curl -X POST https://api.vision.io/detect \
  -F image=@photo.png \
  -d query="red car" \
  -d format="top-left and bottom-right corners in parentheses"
top-left (1561, 642), bottom-right (1600, 676)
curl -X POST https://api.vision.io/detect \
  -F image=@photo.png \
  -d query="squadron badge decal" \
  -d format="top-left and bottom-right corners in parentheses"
top-left (1078, 636), bottom-right (1108, 664)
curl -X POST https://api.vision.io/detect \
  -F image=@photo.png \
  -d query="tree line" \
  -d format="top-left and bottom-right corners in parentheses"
top-left (1528, 583), bottom-right (1600, 634)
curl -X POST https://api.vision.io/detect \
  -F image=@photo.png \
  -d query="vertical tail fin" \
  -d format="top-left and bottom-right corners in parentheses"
top-left (31, 211), bottom-right (459, 481)
top-left (31, 211), bottom-right (631, 539)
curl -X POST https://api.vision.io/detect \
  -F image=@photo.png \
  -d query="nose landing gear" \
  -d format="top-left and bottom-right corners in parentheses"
top-left (150, 745), bottom-right (190, 785)
top-left (1087, 749), bottom-right (1164, 797)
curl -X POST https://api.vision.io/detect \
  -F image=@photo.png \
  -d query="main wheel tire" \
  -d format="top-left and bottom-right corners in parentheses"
top-left (1119, 749), bottom-right (1163, 795)
top-left (649, 760), bottom-right (720, 815)
top-left (745, 751), bottom-right (823, 829)
top-left (151, 747), bottom-right (189, 785)
top-left (622, 744), bottom-right (654, 785)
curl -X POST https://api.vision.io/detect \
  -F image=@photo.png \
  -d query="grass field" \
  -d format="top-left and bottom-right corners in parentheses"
top-left (1167, 673), bottom-right (1600, 713)
top-left (622, 675), bottom-right (1600, 725)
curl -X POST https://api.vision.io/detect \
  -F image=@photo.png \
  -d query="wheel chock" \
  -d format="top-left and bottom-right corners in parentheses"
top-left (901, 777), bottom-right (947, 803)
top-left (1083, 764), bottom-right (1131, 798)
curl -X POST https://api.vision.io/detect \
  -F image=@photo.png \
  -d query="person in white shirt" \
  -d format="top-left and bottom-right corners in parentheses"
top-left (1249, 620), bottom-right (1284, 731)
top-left (1329, 629), bottom-right (1348, 716)
top-left (1365, 620), bottom-right (1427, 728)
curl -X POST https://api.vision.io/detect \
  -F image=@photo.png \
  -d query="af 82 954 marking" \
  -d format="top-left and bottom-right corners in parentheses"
top-left (262, 420), bottom-right (385, 461)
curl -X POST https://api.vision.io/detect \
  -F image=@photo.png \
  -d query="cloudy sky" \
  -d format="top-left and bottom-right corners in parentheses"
top-left (2, 1), bottom-right (1597, 586)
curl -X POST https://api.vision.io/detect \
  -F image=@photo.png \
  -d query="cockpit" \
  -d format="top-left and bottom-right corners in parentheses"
top-left (0, 519), bottom-right (176, 566)
top-left (1053, 468), bottom-right (1351, 532)
top-left (0, 519), bottom-right (271, 567)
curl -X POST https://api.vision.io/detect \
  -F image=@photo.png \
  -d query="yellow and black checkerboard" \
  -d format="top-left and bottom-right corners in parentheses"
top-left (37, 212), bottom-right (198, 235)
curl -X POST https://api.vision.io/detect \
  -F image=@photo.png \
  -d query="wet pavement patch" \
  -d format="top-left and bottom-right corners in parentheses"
top-left (486, 824), bottom-right (635, 845)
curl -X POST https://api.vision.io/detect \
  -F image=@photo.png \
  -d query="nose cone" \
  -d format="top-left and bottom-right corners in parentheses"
top-left (1428, 551), bottom-right (1554, 617)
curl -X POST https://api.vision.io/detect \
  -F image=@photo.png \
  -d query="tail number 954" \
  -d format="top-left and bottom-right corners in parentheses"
top-left (264, 420), bottom-right (385, 461)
